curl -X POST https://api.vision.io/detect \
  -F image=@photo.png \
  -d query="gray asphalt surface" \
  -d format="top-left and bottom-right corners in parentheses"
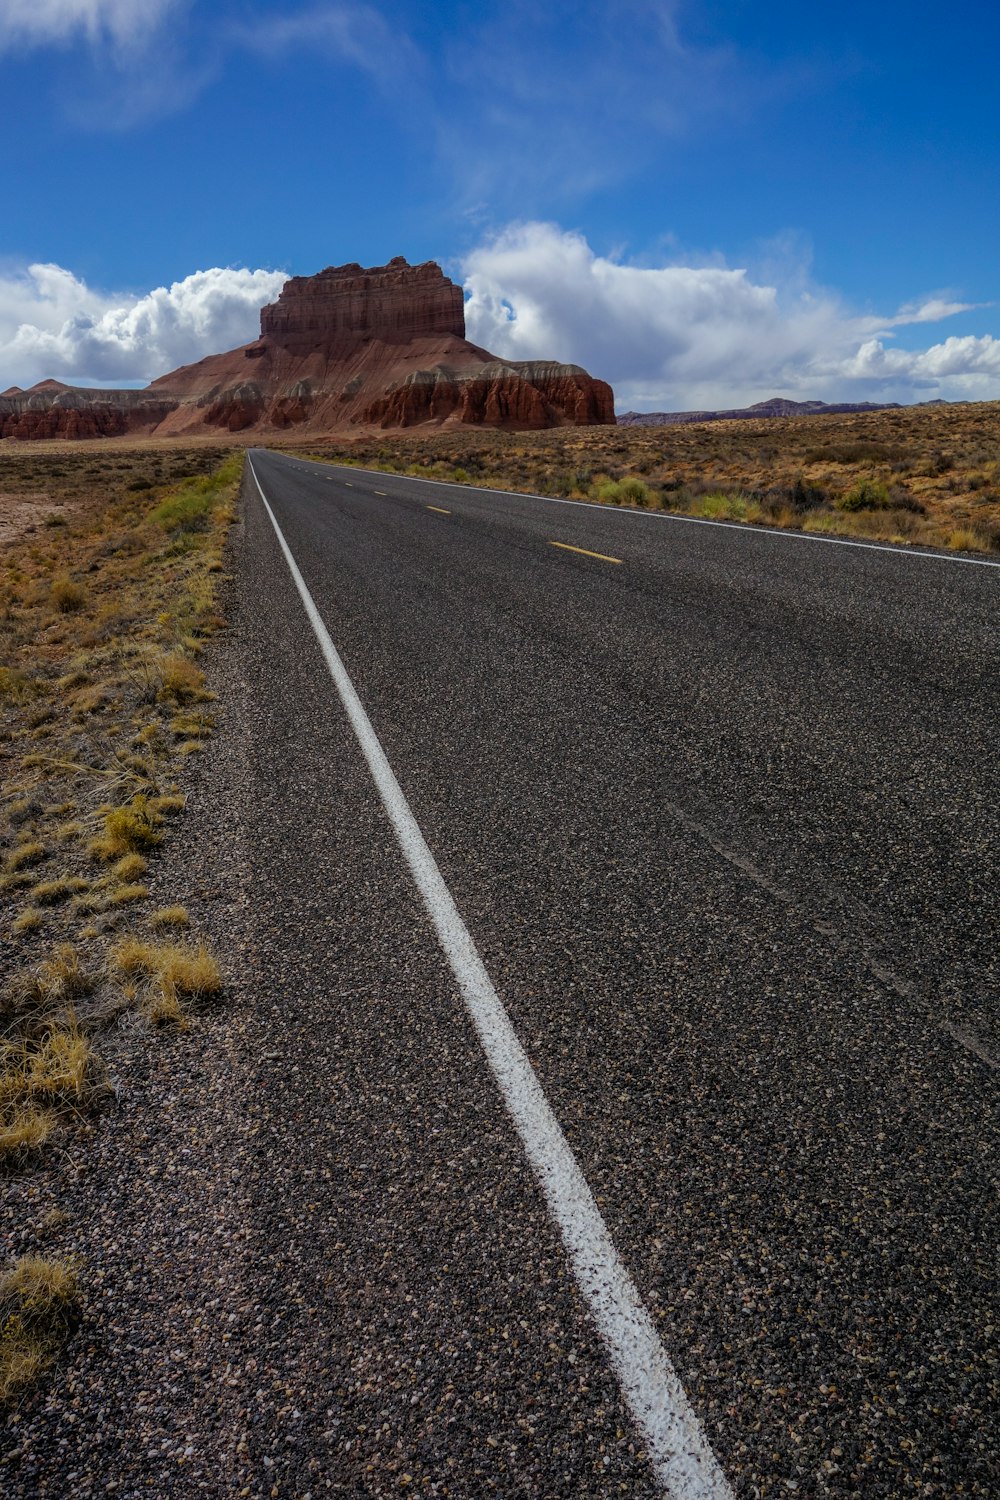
top-left (240, 449), bottom-right (998, 1496)
top-left (5, 447), bottom-right (994, 1500)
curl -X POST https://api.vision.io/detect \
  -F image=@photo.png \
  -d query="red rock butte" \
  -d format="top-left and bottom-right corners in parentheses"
top-left (0, 257), bottom-right (615, 440)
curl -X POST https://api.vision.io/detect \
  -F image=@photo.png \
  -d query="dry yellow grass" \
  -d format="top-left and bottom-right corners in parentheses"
top-left (88, 796), bottom-right (163, 861)
top-left (0, 1103), bottom-right (57, 1161)
top-left (5, 841), bottom-right (46, 873)
top-left (110, 936), bottom-right (221, 996)
top-left (107, 883), bottom-right (149, 906)
top-left (0, 1255), bottom-right (81, 1405)
top-left (30, 877), bottom-right (89, 906)
top-left (50, 577), bottom-right (86, 613)
top-left (111, 852), bottom-right (148, 882)
top-left (11, 909), bottom-right (44, 936)
top-left (149, 905), bottom-right (189, 929)
top-left (5, 945), bottom-right (95, 1017)
top-left (1, 1257), bottom-right (78, 1316)
top-left (1, 447), bottom-right (238, 1199)
top-left (0, 1014), bottom-right (100, 1108)
top-left (158, 653), bottom-right (209, 705)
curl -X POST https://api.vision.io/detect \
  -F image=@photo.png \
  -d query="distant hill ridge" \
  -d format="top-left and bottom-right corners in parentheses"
top-left (616, 397), bottom-right (956, 426)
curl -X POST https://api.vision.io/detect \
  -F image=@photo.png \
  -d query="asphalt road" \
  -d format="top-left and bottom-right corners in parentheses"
top-left (229, 451), bottom-right (1000, 1495)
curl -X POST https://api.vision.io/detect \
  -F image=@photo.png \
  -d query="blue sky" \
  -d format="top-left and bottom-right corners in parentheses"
top-left (2, 0), bottom-right (998, 409)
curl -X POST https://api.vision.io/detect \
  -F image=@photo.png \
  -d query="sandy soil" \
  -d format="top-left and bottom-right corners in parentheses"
top-left (0, 493), bottom-right (72, 546)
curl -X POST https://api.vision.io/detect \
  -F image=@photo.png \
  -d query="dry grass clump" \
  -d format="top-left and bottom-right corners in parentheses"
top-left (0, 1256), bottom-right (81, 1405)
top-left (0, 1016), bottom-right (101, 1107)
top-left (5, 841), bottom-right (46, 873)
top-left (111, 936), bottom-right (220, 994)
top-left (158, 653), bottom-right (209, 705)
top-left (112, 930), bottom-right (223, 1026)
top-left (0, 1007), bottom-right (104, 1165)
top-left (14, 945), bottom-right (96, 1009)
top-left (107, 883), bottom-right (149, 906)
top-left (111, 935), bottom-right (221, 1027)
top-left (89, 795), bottom-right (163, 861)
top-left (0, 1104), bottom-right (58, 1163)
top-left (12, 909), bottom-right (44, 936)
top-left (30, 877), bottom-right (89, 907)
top-left (149, 905), bottom-right (189, 929)
top-left (111, 853), bottom-right (148, 881)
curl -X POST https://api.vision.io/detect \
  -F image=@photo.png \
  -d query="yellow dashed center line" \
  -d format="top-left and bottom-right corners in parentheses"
top-left (549, 541), bottom-right (623, 565)
top-left (426, 505), bottom-right (451, 515)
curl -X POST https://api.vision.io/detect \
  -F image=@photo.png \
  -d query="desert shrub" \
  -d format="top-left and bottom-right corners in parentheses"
top-left (616, 477), bottom-right (652, 507)
top-left (837, 478), bottom-right (892, 512)
top-left (50, 578), bottom-right (86, 613)
top-left (692, 492), bottom-right (762, 522)
top-left (595, 477), bottom-right (651, 507)
top-left (789, 477), bottom-right (827, 512)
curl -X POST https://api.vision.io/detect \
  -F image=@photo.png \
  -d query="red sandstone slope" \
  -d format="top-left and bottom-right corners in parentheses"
top-left (1, 258), bottom-right (614, 439)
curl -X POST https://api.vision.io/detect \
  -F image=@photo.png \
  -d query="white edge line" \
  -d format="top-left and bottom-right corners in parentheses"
top-left (263, 449), bottom-right (1000, 570)
top-left (245, 456), bottom-right (734, 1500)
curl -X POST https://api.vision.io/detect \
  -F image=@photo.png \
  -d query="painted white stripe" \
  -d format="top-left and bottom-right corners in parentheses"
top-left (277, 451), bottom-right (1000, 570)
top-left (246, 456), bottom-right (733, 1500)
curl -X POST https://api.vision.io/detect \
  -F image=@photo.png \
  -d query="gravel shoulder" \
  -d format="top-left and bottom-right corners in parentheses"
top-left (1, 469), bottom-right (664, 1498)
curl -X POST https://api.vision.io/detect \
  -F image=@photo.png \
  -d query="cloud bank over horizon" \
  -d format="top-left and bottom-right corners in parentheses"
top-left (0, 263), bottom-right (287, 391)
top-left (462, 224), bottom-right (1000, 411)
top-left (2, 229), bottom-right (998, 410)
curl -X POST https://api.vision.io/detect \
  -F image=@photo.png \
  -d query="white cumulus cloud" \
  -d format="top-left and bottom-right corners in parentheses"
top-left (0, 263), bottom-right (288, 391)
top-left (461, 222), bottom-right (999, 410)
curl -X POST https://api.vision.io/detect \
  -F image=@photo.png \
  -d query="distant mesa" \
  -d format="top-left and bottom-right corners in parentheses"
top-left (617, 397), bottom-right (909, 426)
top-left (0, 258), bottom-right (614, 440)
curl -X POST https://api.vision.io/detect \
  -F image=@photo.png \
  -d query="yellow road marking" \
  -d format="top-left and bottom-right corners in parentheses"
top-left (549, 541), bottom-right (623, 565)
top-left (374, 490), bottom-right (388, 496)
top-left (426, 505), bottom-right (451, 515)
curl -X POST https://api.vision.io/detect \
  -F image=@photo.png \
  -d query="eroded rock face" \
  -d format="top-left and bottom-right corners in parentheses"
top-left (361, 362), bottom-right (614, 430)
top-left (260, 257), bottom-right (466, 350)
top-left (2, 258), bottom-right (615, 439)
top-left (0, 388), bottom-right (179, 441)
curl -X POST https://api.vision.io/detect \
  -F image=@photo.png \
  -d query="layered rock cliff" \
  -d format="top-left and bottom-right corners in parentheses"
top-left (260, 257), bottom-right (466, 348)
top-left (1, 258), bottom-right (614, 440)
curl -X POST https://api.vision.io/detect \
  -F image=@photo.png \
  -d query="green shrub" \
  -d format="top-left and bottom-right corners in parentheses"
top-left (838, 478), bottom-right (891, 512)
top-left (595, 477), bottom-right (651, 507)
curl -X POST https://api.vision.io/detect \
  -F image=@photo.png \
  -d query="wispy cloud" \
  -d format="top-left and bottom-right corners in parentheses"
top-left (0, 0), bottom-right (183, 55)
top-left (229, 3), bottom-right (422, 83)
top-left (437, 0), bottom-right (780, 210)
top-left (462, 222), bottom-right (999, 409)
top-left (0, 262), bottom-right (287, 389)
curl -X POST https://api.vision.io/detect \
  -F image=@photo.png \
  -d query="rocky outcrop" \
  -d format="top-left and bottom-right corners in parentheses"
top-left (362, 361), bottom-right (614, 429)
top-left (0, 387), bottom-right (179, 441)
top-left (2, 258), bottom-right (615, 439)
top-left (260, 257), bottom-right (466, 349)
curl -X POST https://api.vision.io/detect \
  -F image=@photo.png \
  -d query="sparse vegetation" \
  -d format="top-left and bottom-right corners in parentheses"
top-left (149, 904), bottom-right (190, 929)
top-left (0, 1256), bottom-right (81, 1404)
top-left (295, 400), bottom-right (1000, 554)
top-left (0, 443), bottom-right (237, 1396)
top-left (89, 795), bottom-right (164, 861)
